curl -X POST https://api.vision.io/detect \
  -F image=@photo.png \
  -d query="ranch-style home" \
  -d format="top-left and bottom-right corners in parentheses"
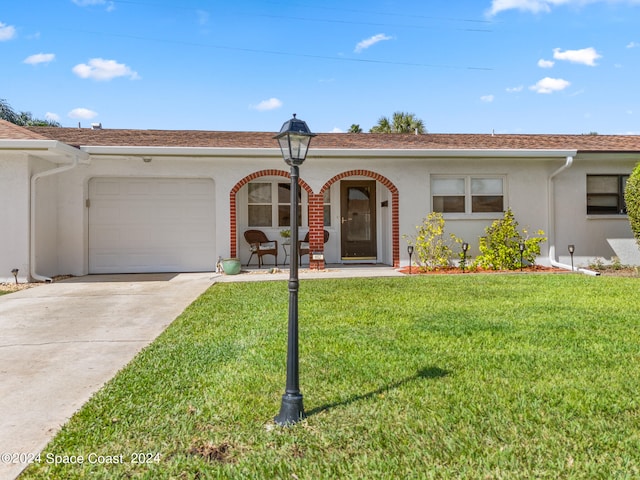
top-left (0, 118), bottom-right (638, 283)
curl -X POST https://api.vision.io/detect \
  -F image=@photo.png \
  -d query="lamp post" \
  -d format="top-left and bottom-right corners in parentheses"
top-left (407, 245), bottom-right (414, 274)
top-left (518, 242), bottom-right (525, 271)
top-left (461, 242), bottom-right (469, 272)
top-left (273, 114), bottom-right (315, 426)
top-left (568, 244), bottom-right (575, 272)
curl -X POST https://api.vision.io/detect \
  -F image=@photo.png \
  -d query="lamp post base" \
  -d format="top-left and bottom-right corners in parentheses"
top-left (274, 393), bottom-right (305, 426)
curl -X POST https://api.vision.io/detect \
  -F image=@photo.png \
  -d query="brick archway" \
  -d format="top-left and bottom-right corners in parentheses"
top-left (229, 169), bottom-right (313, 259)
top-left (320, 170), bottom-right (400, 268)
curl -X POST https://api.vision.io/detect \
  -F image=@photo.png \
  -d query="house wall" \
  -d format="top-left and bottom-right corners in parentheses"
top-left (18, 150), bottom-right (639, 279)
top-left (0, 155), bottom-right (30, 283)
top-left (552, 153), bottom-right (638, 267)
top-left (31, 157), bottom-right (64, 278)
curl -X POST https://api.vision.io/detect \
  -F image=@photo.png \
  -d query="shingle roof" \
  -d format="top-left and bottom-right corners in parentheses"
top-left (17, 125), bottom-right (640, 153)
top-left (0, 119), bottom-right (49, 140)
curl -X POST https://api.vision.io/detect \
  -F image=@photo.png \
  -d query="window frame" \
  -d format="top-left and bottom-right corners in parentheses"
top-left (431, 175), bottom-right (506, 217)
top-left (586, 174), bottom-right (629, 216)
top-left (247, 181), bottom-right (306, 228)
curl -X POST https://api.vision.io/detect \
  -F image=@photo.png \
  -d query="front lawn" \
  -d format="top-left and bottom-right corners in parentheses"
top-left (22, 275), bottom-right (640, 479)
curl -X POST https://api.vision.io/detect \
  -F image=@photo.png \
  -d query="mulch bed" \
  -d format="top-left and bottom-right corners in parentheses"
top-left (398, 265), bottom-right (567, 275)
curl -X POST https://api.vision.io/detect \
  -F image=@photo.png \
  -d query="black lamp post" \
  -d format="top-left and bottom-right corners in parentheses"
top-left (568, 244), bottom-right (575, 272)
top-left (273, 114), bottom-right (315, 426)
top-left (461, 242), bottom-right (469, 272)
top-left (518, 242), bottom-right (525, 271)
top-left (407, 245), bottom-right (414, 274)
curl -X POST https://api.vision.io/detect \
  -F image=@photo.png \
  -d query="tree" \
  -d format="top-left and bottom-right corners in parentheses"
top-left (348, 124), bottom-right (363, 133)
top-left (369, 111), bottom-right (426, 134)
top-left (625, 163), bottom-right (640, 248)
top-left (0, 98), bottom-right (60, 127)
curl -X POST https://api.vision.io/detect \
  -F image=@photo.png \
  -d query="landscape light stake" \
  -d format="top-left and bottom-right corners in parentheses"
top-left (273, 114), bottom-right (315, 426)
top-left (568, 244), bottom-right (575, 272)
top-left (11, 268), bottom-right (18, 285)
top-left (407, 245), bottom-right (414, 274)
top-left (461, 242), bottom-right (469, 272)
top-left (519, 242), bottom-right (525, 271)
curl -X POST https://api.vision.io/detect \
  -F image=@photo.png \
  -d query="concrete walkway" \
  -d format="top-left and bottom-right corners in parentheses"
top-left (0, 266), bottom-right (402, 479)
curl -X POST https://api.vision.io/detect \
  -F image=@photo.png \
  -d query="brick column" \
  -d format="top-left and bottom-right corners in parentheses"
top-left (307, 193), bottom-right (326, 270)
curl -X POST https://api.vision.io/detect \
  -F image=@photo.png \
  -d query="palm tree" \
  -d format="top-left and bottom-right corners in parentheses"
top-left (0, 98), bottom-right (19, 124)
top-left (369, 111), bottom-right (426, 134)
top-left (348, 124), bottom-right (363, 133)
top-left (0, 98), bottom-right (61, 127)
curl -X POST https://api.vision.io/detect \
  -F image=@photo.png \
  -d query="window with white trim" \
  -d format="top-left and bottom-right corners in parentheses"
top-left (586, 174), bottom-right (629, 215)
top-left (432, 176), bottom-right (505, 214)
top-left (247, 182), bottom-right (303, 227)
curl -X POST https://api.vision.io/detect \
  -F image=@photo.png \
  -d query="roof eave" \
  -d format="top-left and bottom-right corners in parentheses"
top-left (0, 139), bottom-right (90, 163)
top-left (80, 145), bottom-right (579, 159)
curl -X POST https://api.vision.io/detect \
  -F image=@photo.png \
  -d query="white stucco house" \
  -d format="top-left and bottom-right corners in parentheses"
top-left (1, 118), bottom-right (638, 283)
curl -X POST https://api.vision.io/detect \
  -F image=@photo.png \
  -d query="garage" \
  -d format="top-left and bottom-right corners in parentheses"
top-left (88, 177), bottom-right (216, 273)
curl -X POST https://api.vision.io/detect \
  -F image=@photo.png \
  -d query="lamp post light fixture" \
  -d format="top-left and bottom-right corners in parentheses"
top-left (11, 268), bottom-right (18, 285)
top-left (568, 244), bottom-right (575, 272)
top-left (518, 242), bottom-right (525, 271)
top-left (461, 242), bottom-right (469, 272)
top-left (407, 245), bottom-right (414, 274)
top-left (273, 114), bottom-right (316, 426)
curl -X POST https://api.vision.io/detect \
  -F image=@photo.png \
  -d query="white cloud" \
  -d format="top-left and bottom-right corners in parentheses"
top-left (0, 22), bottom-right (16, 41)
top-left (23, 53), bottom-right (55, 65)
top-left (553, 47), bottom-right (601, 66)
top-left (72, 58), bottom-right (140, 81)
top-left (530, 77), bottom-right (571, 93)
top-left (331, 127), bottom-right (343, 133)
top-left (506, 85), bottom-right (524, 93)
top-left (45, 112), bottom-right (60, 122)
top-left (250, 98), bottom-right (283, 111)
top-left (196, 10), bottom-right (209, 25)
top-left (68, 108), bottom-right (98, 119)
top-left (354, 33), bottom-right (392, 53)
top-left (480, 94), bottom-right (495, 103)
top-left (72, 0), bottom-right (115, 11)
top-left (627, 41), bottom-right (640, 48)
top-left (538, 58), bottom-right (555, 68)
top-left (488, 0), bottom-right (640, 16)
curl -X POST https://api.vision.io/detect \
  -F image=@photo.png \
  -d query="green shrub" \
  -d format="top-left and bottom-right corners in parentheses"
top-left (404, 212), bottom-right (461, 270)
top-left (625, 162), bottom-right (640, 248)
top-left (473, 209), bottom-right (546, 270)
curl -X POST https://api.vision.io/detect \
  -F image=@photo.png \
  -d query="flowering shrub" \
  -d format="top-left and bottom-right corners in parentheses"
top-left (473, 209), bottom-right (546, 270)
top-left (404, 212), bottom-right (461, 270)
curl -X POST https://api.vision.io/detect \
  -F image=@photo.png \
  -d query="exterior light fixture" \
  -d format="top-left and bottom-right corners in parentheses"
top-left (273, 114), bottom-right (315, 426)
top-left (11, 268), bottom-right (18, 285)
top-left (407, 245), bottom-right (414, 274)
top-left (568, 244), bottom-right (575, 272)
top-left (518, 242), bottom-right (525, 271)
top-left (461, 242), bottom-right (469, 272)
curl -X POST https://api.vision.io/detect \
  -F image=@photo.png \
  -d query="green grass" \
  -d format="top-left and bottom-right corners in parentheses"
top-left (21, 275), bottom-right (640, 479)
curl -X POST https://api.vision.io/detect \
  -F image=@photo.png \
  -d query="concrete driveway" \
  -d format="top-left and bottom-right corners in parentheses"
top-left (0, 273), bottom-right (215, 480)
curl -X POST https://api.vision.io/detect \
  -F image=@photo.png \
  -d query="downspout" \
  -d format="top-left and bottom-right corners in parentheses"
top-left (30, 155), bottom-right (81, 282)
top-left (547, 155), bottom-right (600, 276)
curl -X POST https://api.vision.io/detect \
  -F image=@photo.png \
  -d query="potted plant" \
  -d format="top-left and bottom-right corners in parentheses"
top-left (280, 229), bottom-right (291, 244)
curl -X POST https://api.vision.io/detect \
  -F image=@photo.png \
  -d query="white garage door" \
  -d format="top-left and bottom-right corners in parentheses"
top-left (89, 177), bottom-right (216, 274)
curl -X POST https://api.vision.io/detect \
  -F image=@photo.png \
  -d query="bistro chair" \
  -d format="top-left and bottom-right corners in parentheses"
top-left (299, 230), bottom-right (330, 265)
top-left (244, 229), bottom-right (278, 267)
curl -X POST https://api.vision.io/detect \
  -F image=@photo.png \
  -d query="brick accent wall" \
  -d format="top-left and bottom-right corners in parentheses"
top-left (230, 169), bottom-right (399, 269)
top-left (321, 170), bottom-right (400, 268)
top-left (229, 170), bottom-right (312, 259)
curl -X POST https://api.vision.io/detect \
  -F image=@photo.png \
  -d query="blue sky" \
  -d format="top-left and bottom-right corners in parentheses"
top-left (1, 0), bottom-right (640, 134)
